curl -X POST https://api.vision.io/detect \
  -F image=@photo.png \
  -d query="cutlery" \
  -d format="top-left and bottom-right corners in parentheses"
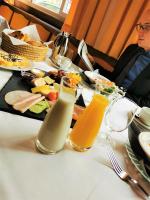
top-left (107, 146), bottom-right (150, 199)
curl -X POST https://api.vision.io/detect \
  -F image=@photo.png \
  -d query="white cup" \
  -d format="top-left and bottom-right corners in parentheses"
top-left (139, 107), bottom-right (150, 126)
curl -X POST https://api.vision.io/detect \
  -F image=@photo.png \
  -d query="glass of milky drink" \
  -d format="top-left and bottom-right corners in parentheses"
top-left (35, 76), bottom-right (78, 154)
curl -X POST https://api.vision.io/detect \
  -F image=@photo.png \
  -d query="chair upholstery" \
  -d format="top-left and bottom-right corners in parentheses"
top-left (10, 12), bottom-right (29, 29)
top-left (0, 5), bottom-right (13, 22)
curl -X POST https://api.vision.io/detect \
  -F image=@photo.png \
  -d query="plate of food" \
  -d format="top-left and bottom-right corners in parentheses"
top-left (84, 71), bottom-right (109, 83)
top-left (0, 69), bottom-right (84, 127)
top-left (84, 71), bottom-right (118, 96)
top-left (0, 50), bottom-right (32, 71)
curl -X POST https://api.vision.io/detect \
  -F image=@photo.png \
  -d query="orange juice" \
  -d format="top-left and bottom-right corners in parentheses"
top-left (69, 94), bottom-right (109, 151)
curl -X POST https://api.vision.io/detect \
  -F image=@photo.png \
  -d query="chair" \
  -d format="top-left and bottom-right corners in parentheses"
top-left (10, 12), bottom-right (29, 29)
top-left (0, 5), bottom-right (13, 23)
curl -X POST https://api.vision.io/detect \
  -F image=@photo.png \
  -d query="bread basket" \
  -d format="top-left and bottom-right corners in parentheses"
top-left (1, 32), bottom-right (48, 61)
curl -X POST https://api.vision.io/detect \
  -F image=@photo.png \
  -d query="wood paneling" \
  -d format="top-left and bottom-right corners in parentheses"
top-left (63, 0), bottom-right (150, 59)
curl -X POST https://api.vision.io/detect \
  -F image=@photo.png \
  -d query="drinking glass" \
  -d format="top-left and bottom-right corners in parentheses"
top-left (103, 94), bottom-right (139, 142)
top-left (94, 78), bottom-right (136, 132)
top-left (56, 55), bottom-right (72, 71)
top-left (69, 94), bottom-right (109, 152)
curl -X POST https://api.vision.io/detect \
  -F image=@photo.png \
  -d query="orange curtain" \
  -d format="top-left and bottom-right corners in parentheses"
top-left (61, 0), bottom-right (80, 32)
top-left (62, 0), bottom-right (150, 59)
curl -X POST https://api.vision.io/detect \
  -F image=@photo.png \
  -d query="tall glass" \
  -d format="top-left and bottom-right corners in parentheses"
top-left (35, 76), bottom-right (77, 154)
top-left (105, 96), bottom-right (139, 133)
top-left (69, 94), bottom-right (109, 152)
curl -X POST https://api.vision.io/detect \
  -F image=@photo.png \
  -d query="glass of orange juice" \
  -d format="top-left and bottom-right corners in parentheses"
top-left (69, 94), bottom-right (109, 152)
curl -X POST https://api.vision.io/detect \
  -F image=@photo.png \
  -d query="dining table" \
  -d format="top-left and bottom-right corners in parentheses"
top-left (0, 60), bottom-right (149, 200)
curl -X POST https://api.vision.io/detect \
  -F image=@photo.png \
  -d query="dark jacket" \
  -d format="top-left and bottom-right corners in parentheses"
top-left (96, 44), bottom-right (150, 107)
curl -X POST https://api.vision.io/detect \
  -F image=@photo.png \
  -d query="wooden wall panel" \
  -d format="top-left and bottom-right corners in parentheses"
top-left (86, 0), bottom-right (110, 45)
top-left (95, 0), bottom-right (129, 53)
top-left (65, 0), bottom-right (150, 59)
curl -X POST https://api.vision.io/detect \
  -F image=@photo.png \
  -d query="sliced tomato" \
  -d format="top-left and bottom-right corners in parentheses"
top-left (47, 91), bottom-right (58, 101)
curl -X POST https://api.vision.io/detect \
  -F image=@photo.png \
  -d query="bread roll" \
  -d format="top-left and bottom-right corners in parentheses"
top-left (27, 40), bottom-right (44, 47)
top-left (21, 34), bottom-right (31, 42)
top-left (9, 31), bottom-right (24, 40)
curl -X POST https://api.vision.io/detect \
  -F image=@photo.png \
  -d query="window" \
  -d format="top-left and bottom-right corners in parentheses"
top-left (32, 0), bottom-right (72, 16)
top-left (15, 0), bottom-right (72, 21)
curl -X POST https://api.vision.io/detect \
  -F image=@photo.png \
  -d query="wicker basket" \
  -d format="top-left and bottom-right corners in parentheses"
top-left (1, 32), bottom-right (49, 61)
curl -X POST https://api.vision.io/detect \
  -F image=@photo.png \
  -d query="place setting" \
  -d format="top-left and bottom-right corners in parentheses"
top-left (88, 92), bottom-right (150, 198)
top-left (1, 2), bottom-right (150, 200)
top-left (127, 106), bottom-right (150, 182)
top-left (0, 20), bottom-right (149, 200)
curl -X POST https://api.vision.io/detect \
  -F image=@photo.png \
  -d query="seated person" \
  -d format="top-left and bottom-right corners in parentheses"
top-left (95, 9), bottom-right (150, 107)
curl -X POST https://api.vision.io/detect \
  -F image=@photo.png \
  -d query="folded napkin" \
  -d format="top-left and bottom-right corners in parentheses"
top-left (0, 16), bottom-right (9, 38)
top-left (82, 88), bottom-right (94, 106)
top-left (78, 39), bottom-right (94, 71)
top-left (2, 24), bottom-right (41, 45)
top-left (76, 94), bottom-right (86, 107)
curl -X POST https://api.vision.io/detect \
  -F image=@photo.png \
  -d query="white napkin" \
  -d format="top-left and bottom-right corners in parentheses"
top-left (78, 39), bottom-right (94, 71)
top-left (2, 24), bottom-right (41, 45)
top-left (0, 16), bottom-right (9, 38)
top-left (82, 88), bottom-right (94, 106)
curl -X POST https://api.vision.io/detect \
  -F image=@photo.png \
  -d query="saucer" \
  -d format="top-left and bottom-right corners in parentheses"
top-left (125, 144), bottom-right (150, 182)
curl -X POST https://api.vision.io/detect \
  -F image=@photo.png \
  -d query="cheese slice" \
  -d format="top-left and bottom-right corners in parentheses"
top-left (5, 90), bottom-right (32, 105)
top-left (13, 95), bottom-right (45, 113)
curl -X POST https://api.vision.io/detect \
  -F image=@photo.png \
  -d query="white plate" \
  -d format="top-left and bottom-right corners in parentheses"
top-left (0, 65), bottom-right (32, 71)
top-left (125, 144), bottom-right (150, 182)
top-left (0, 62), bottom-right (33, 71)
top-left (84, 71), bottom-right (110, 83)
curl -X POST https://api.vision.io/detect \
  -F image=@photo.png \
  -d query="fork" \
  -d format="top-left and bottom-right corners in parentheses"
top-left (107, 147), bottom-right (150, 199)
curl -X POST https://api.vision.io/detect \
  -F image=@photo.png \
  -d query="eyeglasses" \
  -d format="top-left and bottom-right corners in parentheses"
top-left (136, 23), bottom-right (150, 32)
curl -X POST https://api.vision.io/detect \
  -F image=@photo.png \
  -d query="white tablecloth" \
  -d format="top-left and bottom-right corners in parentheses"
top-left (0, 67), bottom-right (149, 200)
